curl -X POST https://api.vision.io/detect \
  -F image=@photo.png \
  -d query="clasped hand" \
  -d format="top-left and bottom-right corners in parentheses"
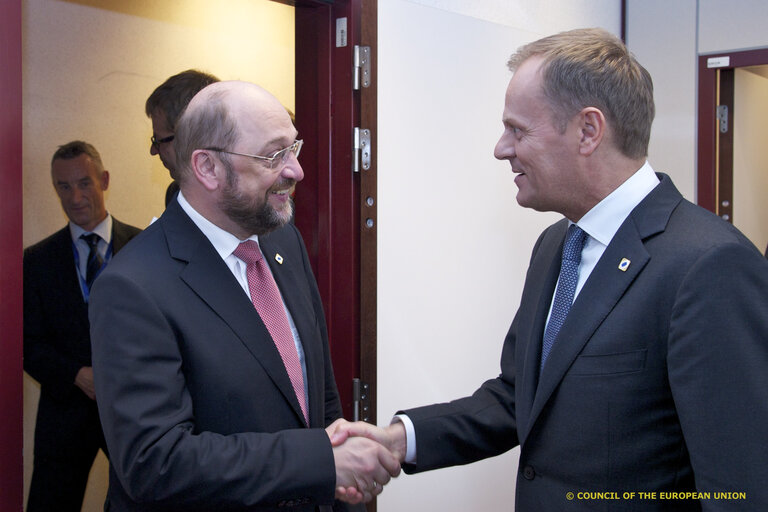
top-left (326, 419), bottom-right (407, 504)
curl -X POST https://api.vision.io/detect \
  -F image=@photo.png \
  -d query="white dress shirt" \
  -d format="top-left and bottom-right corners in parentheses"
top-left (69, 214), bottom-right (113, 299)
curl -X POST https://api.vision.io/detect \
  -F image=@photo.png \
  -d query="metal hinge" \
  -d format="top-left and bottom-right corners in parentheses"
top-left (353, 378), bottom-right (371, 422)
top-left (353, 127), bottom-right (371, 173)
top-left (716, 105), bottom-right (729, 133)
top-left (353, 45), bottom-right (371, 90)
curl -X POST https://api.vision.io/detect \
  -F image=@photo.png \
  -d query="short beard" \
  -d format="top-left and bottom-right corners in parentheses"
top-left (219, 160), bottom-right (294, 236)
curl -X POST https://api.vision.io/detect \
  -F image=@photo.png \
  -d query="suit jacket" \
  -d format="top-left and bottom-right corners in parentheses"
top-left (90, 199), bottom-right (358, 512)
top-left (24, 218), bottom-right (141, 451)
top-left (402, 175), bottom-right (768, 511)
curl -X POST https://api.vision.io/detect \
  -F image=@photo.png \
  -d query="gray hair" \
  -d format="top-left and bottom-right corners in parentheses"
top-left (51, 140), bottom-right (105, 173)
top-left (508, 28), bottom-right (655, 159)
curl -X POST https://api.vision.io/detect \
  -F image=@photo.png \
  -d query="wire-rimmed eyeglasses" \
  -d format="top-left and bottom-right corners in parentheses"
top-left (204, 140), bottom-right (303, 171)
top-left (151, 134), bottom-right (175, 147)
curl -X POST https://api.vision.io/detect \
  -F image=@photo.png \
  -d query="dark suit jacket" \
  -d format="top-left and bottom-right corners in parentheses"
top-left (402, 175), bottom-right (768, 511)
top-left (23, 218), bottom-right (141, 455)
top-left (90, 199), bottom-right (358, 512)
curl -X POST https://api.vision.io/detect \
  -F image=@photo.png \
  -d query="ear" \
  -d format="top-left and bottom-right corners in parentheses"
top-left (100, 170), bottom-right (110, 191)
top-left (578, 107), bottom-right (606, 156)
top-left (190, 150), bottom-right (221, 192)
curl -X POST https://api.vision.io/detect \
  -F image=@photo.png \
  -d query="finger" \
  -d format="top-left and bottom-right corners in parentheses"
top-left (371, 481), bottom-right (384, 497)
top-left (326, 418), bottom-right (350, 446)
top-left (377, 444), bottom-right (402, 478)
top-left (352, 480), bottom-right (373, 504)
top-left (333, 421), bottom-right (380, 445)
top-left (336, 486), bottom-right (364, 504)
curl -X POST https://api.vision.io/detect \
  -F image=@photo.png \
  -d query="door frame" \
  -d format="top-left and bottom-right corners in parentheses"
top-left (294, 0), bottom-right (378, 423)
top-left (0, 1), bottom-right (24, 509)
top-left (697, 48), bottom-right (768, 215)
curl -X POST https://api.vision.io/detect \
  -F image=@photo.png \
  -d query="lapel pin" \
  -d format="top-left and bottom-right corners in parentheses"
top-left (275, 253), bottom-right (284, 265)
top-left (618, 258), bottom-right (631, 272)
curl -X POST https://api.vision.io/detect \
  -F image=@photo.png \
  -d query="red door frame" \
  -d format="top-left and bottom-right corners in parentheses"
top-left (294, 0), bottom-right (363, 419)
top-left (0, 1), bottom-right (24, 509)
top-left (697, 48), bottom-right (768, 213)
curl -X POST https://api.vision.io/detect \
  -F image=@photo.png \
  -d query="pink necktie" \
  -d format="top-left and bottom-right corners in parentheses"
top-left (233, 240), bottom-right (308, 423)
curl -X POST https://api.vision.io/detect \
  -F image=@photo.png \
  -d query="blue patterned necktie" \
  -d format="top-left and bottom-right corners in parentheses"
top-left (540, 224), bottom-right (588, 372)
top-left (80, 233), bottom-right (103, 289)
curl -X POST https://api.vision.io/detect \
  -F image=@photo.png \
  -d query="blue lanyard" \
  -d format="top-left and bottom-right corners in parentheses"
top-left (72, 238), bottom-right (113, 302)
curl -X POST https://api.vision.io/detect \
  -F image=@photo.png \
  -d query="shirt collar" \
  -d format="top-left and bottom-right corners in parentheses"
top-left (577, 161), bottom-right (660, 246)
top-left (176, 191), bottom-right (259, 260)
top-left (69, 214), bottom-right (112, 244)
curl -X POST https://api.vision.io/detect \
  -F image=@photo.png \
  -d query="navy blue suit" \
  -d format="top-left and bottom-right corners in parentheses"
top-left (24, 218), bottom-right (141, 512)
top-left (90, 199), bottom-right (360, 511)
top-left (402, 175), bottom-right (768, 511)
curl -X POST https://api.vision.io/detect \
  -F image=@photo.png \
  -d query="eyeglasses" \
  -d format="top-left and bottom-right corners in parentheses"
top-left (204, 140), bottom-right (303, 171)
top-left (151, 134), bottom-right (175, 146)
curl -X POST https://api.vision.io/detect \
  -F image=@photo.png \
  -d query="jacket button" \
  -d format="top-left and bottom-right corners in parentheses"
top-left (523, 465), bottom-right (535, 480)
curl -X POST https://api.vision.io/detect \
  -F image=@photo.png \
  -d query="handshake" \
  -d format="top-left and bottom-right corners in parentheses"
top-left (326, 419), bottom-right (407, 504)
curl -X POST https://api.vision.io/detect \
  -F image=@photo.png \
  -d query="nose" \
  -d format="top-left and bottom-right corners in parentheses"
top-left (494, 131), bottom-right (515, 161)
top-left (150, 143), bottom-right (159, 156)
top-left (71, 186), bottom-right (84, 204)
top-left (280, 153), bottom-right (304, 182)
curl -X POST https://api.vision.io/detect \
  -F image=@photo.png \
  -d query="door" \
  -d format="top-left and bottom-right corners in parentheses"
top-left (697, 48), bottom-right (768, 253)
top-left (294, 0), bottom-right (379, 424)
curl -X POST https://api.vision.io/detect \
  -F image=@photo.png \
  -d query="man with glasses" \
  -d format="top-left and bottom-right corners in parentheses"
top-left (89, 81), bottom-right (399, 511)
top-left (145, 69), bottom-right (219, 206)
top-left (24, 141), bottom-right (141, 512)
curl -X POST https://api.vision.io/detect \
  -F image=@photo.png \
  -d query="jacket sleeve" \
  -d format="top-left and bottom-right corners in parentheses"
top-left (23, 246), bottom-right (84, 394)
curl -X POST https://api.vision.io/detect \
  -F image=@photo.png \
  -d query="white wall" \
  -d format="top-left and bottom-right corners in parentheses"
top-left (625, 0), bottom-right (698, 199)
top-left (376, 2), bottom-right (619, 510)
top-left (698, 0), bottom-right (768, 54)
top-left (627, 0), bottom-right (768, 204)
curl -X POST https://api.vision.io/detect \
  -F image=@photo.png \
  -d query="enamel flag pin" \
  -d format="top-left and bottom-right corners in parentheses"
top-left (618, 258), bottom-right (631, 272)
top-left (275, 254), bottom-right (284, 265)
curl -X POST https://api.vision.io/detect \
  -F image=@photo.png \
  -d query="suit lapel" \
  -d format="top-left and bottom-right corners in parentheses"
top-left (111, 219), bottom-right (134, 253)
top-left (161, 202), bottom-right (308, 426)
top-left (524, 174), bottom-right (682, 437)
top-left (517, 222), bottom-right (566, 443)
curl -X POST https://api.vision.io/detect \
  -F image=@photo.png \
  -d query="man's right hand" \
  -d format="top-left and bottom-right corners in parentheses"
top-left (327, 421), bottom-right (401, 504)
top-left (74, 366), bottom-right (96, 400)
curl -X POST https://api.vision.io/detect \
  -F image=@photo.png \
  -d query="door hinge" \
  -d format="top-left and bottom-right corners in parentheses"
top-left (353, 127), bottom-right (371, 173)
top-left (716, 105), bottom-right (729, 133)
top-left (353, 45), bottom-right (371, 90)
top-left (353, 378), bottom-right (371, 422)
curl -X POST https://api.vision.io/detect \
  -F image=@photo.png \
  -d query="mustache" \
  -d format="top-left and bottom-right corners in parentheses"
top-left (269, 178), bottom-right (297, 192)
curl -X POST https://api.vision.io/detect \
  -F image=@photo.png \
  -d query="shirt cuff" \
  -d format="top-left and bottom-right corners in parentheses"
top-left (392, 414), bottom-right (417, 464)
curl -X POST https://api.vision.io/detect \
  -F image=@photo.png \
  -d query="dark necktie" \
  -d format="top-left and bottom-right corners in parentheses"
top-left (233, 240), bottom-right (308, 423)
top-left (80, 233), bottom-right (103, 289)
top-left (540, 225), bottom-right (588, 372)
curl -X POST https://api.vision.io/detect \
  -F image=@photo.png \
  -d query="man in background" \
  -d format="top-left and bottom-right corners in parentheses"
top-left (24, 140), bottom-right (141, 512)
top-left (145, 69), bottom-right (219, 205)
top-left (333, 28), bottom-right (768, 510)
top-left (90, 81), bottom-right (398, 511)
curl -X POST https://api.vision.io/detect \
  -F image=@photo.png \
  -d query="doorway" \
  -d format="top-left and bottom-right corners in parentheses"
top-left (697, 48), bottom-right (768, 253)
top-left (15, 0), bottom-right (377, 510)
